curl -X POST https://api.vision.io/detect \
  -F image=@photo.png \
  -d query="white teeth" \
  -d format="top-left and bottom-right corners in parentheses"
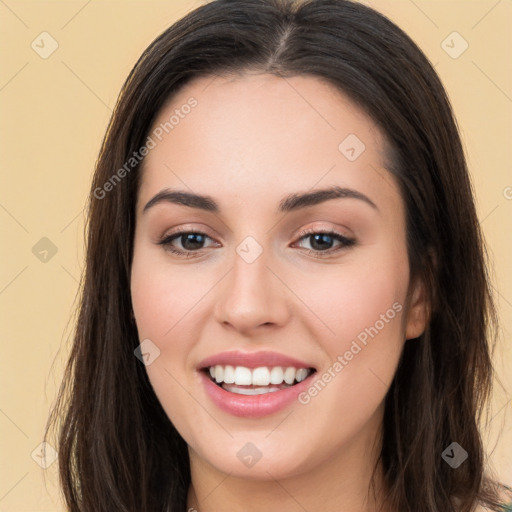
top-left (233, 366), bottom-right (252, 385)
top-left (207, 365), bottom-right (312, 386)
top-left (283, 367), bottom-right (296, 385)
top-left (252, 367), bottom-right (270, 386)
top-left (223, 365), bottom-right (235, 384)
top-left (269, 366), bottom-right (284, 384)
top-left (222, 384), bottom-right (289, 395)
top-left (295, 368), bottom-right (308, 382)
top-left (214, 365), bottom-right (224, 383)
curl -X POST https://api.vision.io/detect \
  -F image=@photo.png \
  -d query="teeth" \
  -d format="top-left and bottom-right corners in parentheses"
top-left (207, 365), bottom-right (312, 386)
top-left (252, 367), bottom-right (270, 386)
top-left (295, 368), bottom-right (309, 382)
top-left (222, 384), bottom-right (289, 395)
top-left (214, 365), bottom-right (224, 383)
top-left (269, 366), bottom-right (284, 384)
top-left (283, 367), bottom-right (296, 385)
top-left (233, 366), bottom-right (252, 385)
top-left (223, 365), bottom-right (235, 384)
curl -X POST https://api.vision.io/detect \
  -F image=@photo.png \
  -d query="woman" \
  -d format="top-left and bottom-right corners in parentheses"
top-left (45, 0), bottom-right (512, 510)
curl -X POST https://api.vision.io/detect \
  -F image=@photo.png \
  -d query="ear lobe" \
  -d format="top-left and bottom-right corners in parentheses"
top-left (405, 276), bottom-right (430, 340)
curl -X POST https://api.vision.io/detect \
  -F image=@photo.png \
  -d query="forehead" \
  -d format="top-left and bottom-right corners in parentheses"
top-left (147, 72), bottom-right (386, 155)
top-left (137, 73), bottom-right (398, 215)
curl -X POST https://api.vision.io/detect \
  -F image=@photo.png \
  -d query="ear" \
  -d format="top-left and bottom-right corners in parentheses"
top-left (404, 275), bottom-right (430, 340)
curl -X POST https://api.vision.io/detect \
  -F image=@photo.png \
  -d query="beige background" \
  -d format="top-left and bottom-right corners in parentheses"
top-left (0, 0), bottom-right (510, 510)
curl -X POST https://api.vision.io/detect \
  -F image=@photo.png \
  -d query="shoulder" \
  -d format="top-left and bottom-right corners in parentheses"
top-left (499, 484), bottom-right (512, 511)
top-left (475, 483), bottom-right (512, 511)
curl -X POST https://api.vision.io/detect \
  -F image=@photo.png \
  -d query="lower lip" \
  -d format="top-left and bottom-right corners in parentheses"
top-left (199, 370), bottom-right (315, 418)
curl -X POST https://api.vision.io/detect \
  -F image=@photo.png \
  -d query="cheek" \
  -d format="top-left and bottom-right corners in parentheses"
top-left (304, 256), bottom-right (408, 344)
top-left (130, 241), bottom-right (225, 408)
top-left (130, 243), bottom-right (210, 341)
top-left (130, 246), bottom-right (205, 439)
top-left (295, 250), bottom-right (408, 399)
top-left (291, 286), bottom-right (405, 451)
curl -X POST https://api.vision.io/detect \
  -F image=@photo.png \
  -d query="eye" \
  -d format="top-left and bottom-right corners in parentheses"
top-left (156, 227), bottom-right (356, 258)
top-left (293, 229), bottom-right (356, 257)
top-left (157, 228), bottom-right (219, 257)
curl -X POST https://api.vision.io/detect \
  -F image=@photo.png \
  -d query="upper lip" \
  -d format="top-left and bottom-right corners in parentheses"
top-left (198, 350), bottom-right (316, 370)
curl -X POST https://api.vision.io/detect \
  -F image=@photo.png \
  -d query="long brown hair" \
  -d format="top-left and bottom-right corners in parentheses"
top-left (45, 0), bottom-right (505, 510)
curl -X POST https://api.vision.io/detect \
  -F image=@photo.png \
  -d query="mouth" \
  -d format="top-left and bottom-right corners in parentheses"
top-left (201, 365), bottom-right (317, 395)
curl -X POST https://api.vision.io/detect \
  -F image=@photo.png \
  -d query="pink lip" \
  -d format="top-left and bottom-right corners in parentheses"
top-left (199, 370), bottom-right (316, 418)
top-left (197, 350), bottom-right (315, 370)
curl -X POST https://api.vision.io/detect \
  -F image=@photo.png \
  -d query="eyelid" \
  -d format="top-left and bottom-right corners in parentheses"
top-left (157, 225), bottom-right (219, 247)
top-left (293, 224), bottom-right (354, 241)
top-left (158, 224), bottom-right (217, 240)
top-left (157, 223), bottom-right (351, 244)
top-left (156, 223), bottom-right (356, 260)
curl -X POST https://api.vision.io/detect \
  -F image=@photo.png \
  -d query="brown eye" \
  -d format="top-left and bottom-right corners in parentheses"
top-left (157, 230), bottom-right (219, 256)
top-left (294, 230), bottom-right (356, 256)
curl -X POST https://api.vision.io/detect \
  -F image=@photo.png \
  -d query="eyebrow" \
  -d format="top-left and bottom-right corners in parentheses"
top-left (142, 185), bottom-right (379, 214)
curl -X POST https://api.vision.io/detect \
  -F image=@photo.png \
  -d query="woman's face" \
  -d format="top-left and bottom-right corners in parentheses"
top-left (131, 73), bottom-right (427, 481)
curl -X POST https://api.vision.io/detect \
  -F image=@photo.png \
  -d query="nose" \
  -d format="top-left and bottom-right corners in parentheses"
top-left (214, 244), bottom-right (290, 335)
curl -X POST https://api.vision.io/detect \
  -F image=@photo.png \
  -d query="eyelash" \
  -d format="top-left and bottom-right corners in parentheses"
top-left (157, 226), bottom-right (356, 259)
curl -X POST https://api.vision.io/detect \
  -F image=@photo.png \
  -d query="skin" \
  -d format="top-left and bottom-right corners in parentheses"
top-left (130, 73), bottom-right (428, 512)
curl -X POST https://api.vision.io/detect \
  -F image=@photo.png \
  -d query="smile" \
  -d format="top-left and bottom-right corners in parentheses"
top-left (204, 365), bottom-right (315, 395)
